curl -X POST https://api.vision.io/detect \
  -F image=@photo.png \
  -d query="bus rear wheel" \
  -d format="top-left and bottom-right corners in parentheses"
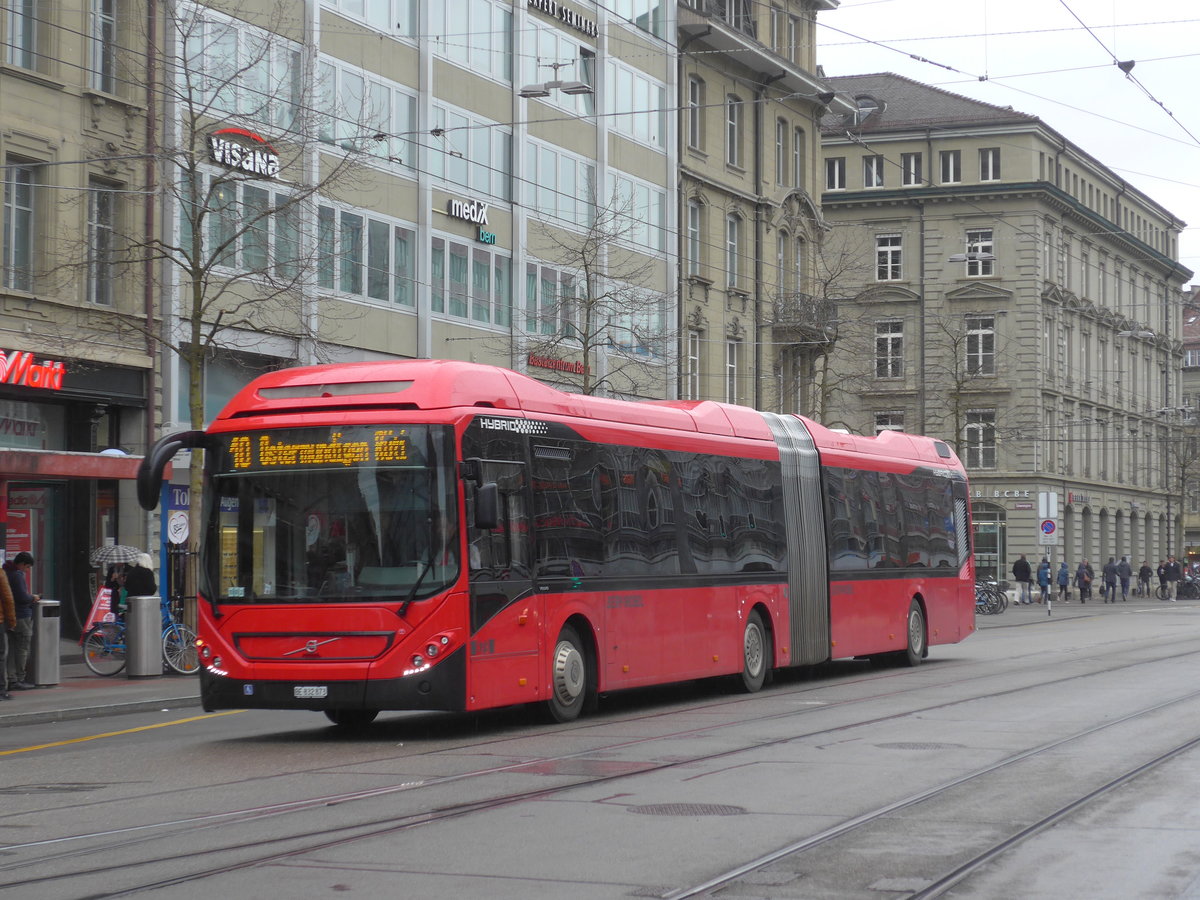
top-left (547, 625), bottom-right (589, 722)
top-left (900, 600), bottom-right (926, 667)
top-left (324, 709), bottom-right (379, 729)
top-left (740, 610), bottom-right (768, 692)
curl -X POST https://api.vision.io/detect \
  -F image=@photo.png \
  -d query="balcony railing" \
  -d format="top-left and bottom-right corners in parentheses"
top-left (772, 292), bottom-right (837, 343)
top-left (685, 0), bottom-right (757, 39)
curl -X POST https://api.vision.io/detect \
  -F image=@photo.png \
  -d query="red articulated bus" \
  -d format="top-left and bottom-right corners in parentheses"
top-left (138, 360), bottom-right (975, 728)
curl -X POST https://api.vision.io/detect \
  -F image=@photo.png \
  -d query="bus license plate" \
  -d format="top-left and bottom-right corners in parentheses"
top-left (294, 686), bottom-right (328, 699)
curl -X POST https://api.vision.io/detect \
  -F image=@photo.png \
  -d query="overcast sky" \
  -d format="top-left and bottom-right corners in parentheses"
top-left (816, 0), bottom-right (1200, 284)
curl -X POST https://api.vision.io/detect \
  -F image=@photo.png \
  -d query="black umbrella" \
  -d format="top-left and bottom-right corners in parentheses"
top-left (89, 544), bottom-right (143, 567)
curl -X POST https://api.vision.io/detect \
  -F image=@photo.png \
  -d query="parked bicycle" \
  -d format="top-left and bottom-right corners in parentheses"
top-left (81, 597), bottom-right (199, 676)
top-left (1156, 577), bottom-right (1200, 601)
top-left (975, 580), bottom-right (1008, 615)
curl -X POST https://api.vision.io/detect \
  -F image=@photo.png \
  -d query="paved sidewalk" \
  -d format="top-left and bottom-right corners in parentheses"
top-left (0, 636), bottom-right (201, 727)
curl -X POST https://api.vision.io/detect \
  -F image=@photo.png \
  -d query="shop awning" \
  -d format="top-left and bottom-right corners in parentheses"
top-left (0, 450), bottom-right (167, 480)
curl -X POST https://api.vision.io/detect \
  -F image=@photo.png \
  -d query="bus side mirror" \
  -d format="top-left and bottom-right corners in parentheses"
top-left (137, 430), bottom-right (211, 510)
top-left (474, 482), bottom-right (499, 530)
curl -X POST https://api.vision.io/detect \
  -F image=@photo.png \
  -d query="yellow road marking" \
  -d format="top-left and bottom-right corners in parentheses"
top-left (0, 710), bottom-right (245, 756)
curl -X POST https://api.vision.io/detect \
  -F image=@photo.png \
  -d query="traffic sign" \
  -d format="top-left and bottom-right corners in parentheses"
top-left (1039, 517), bottom-right (1057, 545)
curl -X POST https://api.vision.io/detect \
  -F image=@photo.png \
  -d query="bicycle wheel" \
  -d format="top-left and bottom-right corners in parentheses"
top-left (162, 623), bottom-right (200, 675)
top-left (82, 623), bottom-right (127, 676)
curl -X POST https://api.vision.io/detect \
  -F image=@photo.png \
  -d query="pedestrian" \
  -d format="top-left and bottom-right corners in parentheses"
top-left (1165, 555), bottom-right (1182, 601)
top-left (1117, 556), bottom-right (1133, 602)
top-left (1037, 558), bottom-right (1051, 604)
top-left (0, 564), bottom-right (14, 700)
top-left (1102, 557), bottom-right (1118, 603)
top-left (1138, 560), bottom-right (1153, 597)
top-left (123, 553), bottom-right (158, 598)
top-left (1075, 558), bottom-right (1094, 603)
top-left (1012, 554), bottom-right (1033, 604)
top-left (3, 551), bottom-right (39, 690)
top-left (1057, 560), bottom-right (1071, 602)
top-left (1157, 559), bottom-right (1169, 598)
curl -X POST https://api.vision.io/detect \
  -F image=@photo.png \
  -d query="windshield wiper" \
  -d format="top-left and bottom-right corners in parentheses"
top-left (398, 548), bottom-right (435, 618)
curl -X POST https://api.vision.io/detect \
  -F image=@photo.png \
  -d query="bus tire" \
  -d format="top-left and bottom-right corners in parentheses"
top-left (324, 709), bottom-right (379, 729)
top-left (740, 609), bottom-right (768, 692)
top-left (548, 625), bottom-right (589, 723)
top-left (901, 599), bottom-right (926, 667)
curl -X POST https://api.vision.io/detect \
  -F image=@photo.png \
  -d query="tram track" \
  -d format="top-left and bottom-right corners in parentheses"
top-left (5, 628), bottom-right (1200, 897)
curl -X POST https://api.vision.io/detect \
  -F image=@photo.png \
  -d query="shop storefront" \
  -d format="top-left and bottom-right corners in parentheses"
top-left (0, 353), bottom-right (150, 636)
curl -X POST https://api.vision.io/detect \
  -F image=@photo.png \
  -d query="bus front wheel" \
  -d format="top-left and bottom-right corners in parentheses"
top-left (547, 625), bottom-right (589, 722)
top-left (324, 709), bottom-right (379, 729)
top-left (740, 609), bottom-right (768, 692)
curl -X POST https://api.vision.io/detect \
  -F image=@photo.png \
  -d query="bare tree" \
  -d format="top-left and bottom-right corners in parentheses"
top-left (78, 2), bottom-right (381, 615)
top-left (518, 191), bottom-right (676, 398)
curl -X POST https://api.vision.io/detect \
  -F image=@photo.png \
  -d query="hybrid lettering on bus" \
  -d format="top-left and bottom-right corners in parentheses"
top-left (138, 360), bottom-right (974, 728)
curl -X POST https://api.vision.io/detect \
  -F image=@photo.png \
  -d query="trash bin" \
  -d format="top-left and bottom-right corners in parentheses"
top-left (32, 598), bottom-right (60, 686)
top-left (126, 594), bottom-right (161, 678)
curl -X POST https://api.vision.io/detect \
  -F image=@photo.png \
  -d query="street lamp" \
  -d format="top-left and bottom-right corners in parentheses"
top-left (520, 61), bottom-right (593, 99)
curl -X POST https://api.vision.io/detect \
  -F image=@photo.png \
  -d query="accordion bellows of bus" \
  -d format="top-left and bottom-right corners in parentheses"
top-left (139, 359), bottom-right (975, 728)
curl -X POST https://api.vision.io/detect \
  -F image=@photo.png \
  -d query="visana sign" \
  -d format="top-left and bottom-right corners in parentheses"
top-left (208, 128), bottom-right (281, 179)
top-left (0, 350), bottom-right (66, 391)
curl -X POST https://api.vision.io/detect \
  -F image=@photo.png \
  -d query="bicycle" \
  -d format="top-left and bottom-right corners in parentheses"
top-left (81, 598), bottom-right (199, 676)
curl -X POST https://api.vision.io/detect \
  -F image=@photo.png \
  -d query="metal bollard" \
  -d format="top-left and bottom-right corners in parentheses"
top-left (126, 595), bottom-right (161, 678)
top-left (32, 599), bottom-right (60, 686)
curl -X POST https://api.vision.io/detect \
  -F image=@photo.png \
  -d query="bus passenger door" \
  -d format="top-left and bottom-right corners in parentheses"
top-left (464, 456), bottom-right (541, 710)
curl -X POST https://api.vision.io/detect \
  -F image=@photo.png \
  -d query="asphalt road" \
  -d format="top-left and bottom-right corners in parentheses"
top-left (3, 598), bottom-right (1200, 899)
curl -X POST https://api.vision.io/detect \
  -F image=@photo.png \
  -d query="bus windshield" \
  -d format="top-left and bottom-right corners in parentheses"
top-left (203, 424), bottom-right (459, 604)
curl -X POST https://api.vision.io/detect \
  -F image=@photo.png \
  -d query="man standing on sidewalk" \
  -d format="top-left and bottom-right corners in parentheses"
top-left (1165, 555), bottom-right (1183, 601)
top-left (4, 552), bottom-right (38, 690)
top-left (1012, 554), bottom-right (1033, 604)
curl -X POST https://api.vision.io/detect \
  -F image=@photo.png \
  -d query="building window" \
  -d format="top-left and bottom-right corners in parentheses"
top-left (685, 329), bottom-right (701, 400)
top-left (965, 315), bottom-right (996, 375)
top-left (792, 126), bottom-right (805, 187)
top-left (686, 199), bottom-right (702, 277)
top-left (434, 0), bottom-right (514, 83)
top-left (901, 152), bottom-right (922, 186)
top-left (776, 230), bottom-right (789, 292)
top-left (7, 0), bottom-right (37, 69)
top-left (87, 180), bottom-right (116, 306)
top-left (687, 76), bottom-right (704, 150)
top-left (725, 214), bottom-right (740, 287)
top-left (939, 149), bottom-right (961, 184)
top-left (726, 339), bottom-right (740, 404)
top-left (825, 157), bottom-right (846, 190)
top-left (875, 320), bottom-right (903, 378)
top-left (863, 155), bottom-right (884, 188)
top-left (775, 119), bottom-right (788, 185)
top-left (318, 205), bottom-right (432, 312)
top-left (90, 0), bottom-right (117, 93)
top-left (605, 57), bottom-right (665, 148)
top-left (2, 162), bottom-right (35, 292)
top-left (965, 228), bottom-right (995, 276)
top-left (874, 411), bottom-right (904, 434)
top-left (876, 233), bottom-right (902, 281)
top-left (964, 409), bottom-right (997, 469)
top-left (524, 262), bottom-right (576, 336)
top-left (980, 147), bottom-right (1000, 181)
top-left (524, 140), bottom-right (593, 228)
top-left (606, 170), bottom-right (666, 253)
top-left (726, 95), bottom-right (743, 168)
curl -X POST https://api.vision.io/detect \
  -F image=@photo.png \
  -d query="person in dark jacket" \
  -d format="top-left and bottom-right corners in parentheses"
top-left (1075, 559), bottom-right (1094, 603)
top-left (1057, 561), bottom-right (1071, 602)
top-left (122, 553), bottom-right (158, 598)
top-left (4, 552), bottom-right (38, 690)
top-left (1117, 556), bottom-right (1133, 602)
top-left (1012, 554), bottom-right (1033, 604)
top-left (1138, 561), bottom-right (1153, 597)
top-left (0, 565), bottom-right (14, 699)
top-left (1102, 557), bottom-right (1119, 603)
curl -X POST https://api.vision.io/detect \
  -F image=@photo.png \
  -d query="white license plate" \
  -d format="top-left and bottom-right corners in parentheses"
top-left (294, 686), bottom-right (328, 699)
